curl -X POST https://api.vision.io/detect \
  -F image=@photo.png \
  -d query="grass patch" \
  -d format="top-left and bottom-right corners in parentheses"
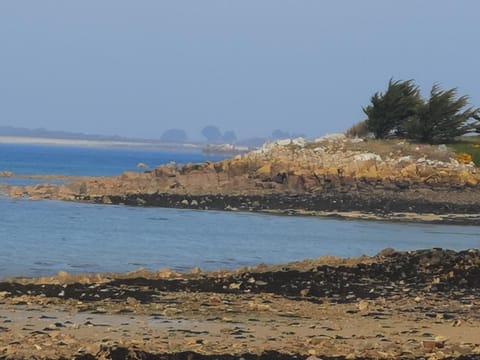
top-left (448, 138), bottom-right (480, 167)
top-left (305, 139), bottom-right (454, 162)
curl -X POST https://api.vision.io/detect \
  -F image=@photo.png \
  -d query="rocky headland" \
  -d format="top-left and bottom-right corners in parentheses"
top-left (4, 135), bottom-right (480, 224)
top-left (1, 248), bottom-right (479, 359)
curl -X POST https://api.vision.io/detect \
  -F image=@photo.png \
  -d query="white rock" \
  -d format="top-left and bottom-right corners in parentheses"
top-left (353, 153), bottom-right (382, 162)
top-left (276, 139), bottom-right (292, 146)
top-left (291, 137), bottom-right (306, 147)
top-left (315, 133), bottom-right (346, 142)
top-left (348, 137), bottom-right (364, 143)
top-left (253, 142), bottom-right (275, 154)
top-left (398, 156), bottom-right (412, 162)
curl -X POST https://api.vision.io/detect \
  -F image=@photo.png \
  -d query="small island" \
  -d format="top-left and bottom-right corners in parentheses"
top-left (3, 133), bottom-right (480, 225)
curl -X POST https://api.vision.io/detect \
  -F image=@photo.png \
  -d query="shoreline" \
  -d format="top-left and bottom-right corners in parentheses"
top-left (2, 174), bottom-right (480, 224)
top-left (0, 135), bottom-right (202, 151)
top-left (1, 249), bottom-right (479, 359)
top-left (82, 192), bottom-right (480, 226)
top-left (2, 184), bottom-right (480, 226)
top-left (3, 135), bottom-right (480, 226)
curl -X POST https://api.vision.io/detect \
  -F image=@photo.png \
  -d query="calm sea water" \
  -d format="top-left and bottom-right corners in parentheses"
top-left (0, 143), bottom-right (224, 177)
top-left (0, 143), bottom-right (479, 279)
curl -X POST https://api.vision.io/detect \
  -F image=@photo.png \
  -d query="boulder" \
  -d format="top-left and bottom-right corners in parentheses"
top-left (154, 167), bottom-right (176, 178)
top-left (353, 153), bottom-right (382, 162)
top-left (291, 137), bottom-right (307, 147)
top-left (256, 163), bottom-right (272, 180)
top-left (315, 133), bottom-right (346, 142)
top-left (0, 171), bottom-right (13, 177)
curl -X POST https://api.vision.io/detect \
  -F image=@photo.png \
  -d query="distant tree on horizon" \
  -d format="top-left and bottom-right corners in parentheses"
top-left (201, 125), bottom-right (222, 143)
top-left (160, 128), bottom-right (188, 143)
top-left (291, 132), bottom-right (306, 139)
top-left (271, 129), bottom-right (290, 140)
top-left (222, 130), bottom-right (237, 143)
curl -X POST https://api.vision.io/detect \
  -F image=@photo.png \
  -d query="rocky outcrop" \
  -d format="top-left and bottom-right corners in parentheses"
top-left (5, 137), bottom-right (480, 221)
top-left (0, 171), bottom-right (13, 177)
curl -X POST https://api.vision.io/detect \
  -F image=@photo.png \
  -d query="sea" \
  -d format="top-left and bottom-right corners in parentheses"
top-left (0, 143), bottom-right (479, 279)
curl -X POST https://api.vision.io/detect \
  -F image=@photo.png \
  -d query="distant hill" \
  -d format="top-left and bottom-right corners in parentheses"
top-left (0, 126), bottom-right (145, 143)
top-left (0, 125), bottom-right (308, 149)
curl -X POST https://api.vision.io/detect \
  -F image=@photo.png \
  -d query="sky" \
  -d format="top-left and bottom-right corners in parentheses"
top-left (0, 1), bottom-right (479, 141)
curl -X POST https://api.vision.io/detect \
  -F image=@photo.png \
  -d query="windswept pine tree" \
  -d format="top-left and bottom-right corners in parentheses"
top-left (405, 85), bottom-right (480, 143)
top-left (363, 79), bottom-right (480, 143)
top-left (363, 79), bottom-right (422, 139)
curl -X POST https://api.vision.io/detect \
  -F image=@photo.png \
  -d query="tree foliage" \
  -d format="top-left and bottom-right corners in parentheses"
top-left (222, 130), bottom-right (237, 143)
top-left (363, 79), bottom-right (480, 143)
top-left (201, 126), bottom-right (222, 143)
top-left (405, 85), bottom-right (479, 143)
top-left (160, 128), bottom-right (188, 143)
top-left (364, 79), bottom-right (422, 139)
top-left (271, 129), bottom-right (290, 140)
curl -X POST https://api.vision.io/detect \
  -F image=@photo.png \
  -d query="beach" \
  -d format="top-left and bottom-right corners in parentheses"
top-left (1, 249), bottom-right (479, 359)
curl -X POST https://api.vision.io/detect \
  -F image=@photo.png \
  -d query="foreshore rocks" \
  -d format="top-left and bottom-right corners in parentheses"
top-left (1, 249), bottom-right (480, 359)
top-left (2, 248), bottom-right (479, 303)
top-left (4, 137), bottom-right (480, 223)
top-left (0, 171), bottom-right (13, 178)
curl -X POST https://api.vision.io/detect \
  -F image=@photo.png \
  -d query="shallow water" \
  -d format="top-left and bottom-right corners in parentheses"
top-left (1, 196), bottom-right (479, 279)
top-left (1, 143), bottom-right (479, 279)
top-left (0, 143), bottom-right (224, 177)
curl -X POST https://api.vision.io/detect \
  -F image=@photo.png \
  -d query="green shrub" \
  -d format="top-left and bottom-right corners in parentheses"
top-left (345, 120), bottom-right (369, 138)
top-left (448, 140), bottom-right (480, 167)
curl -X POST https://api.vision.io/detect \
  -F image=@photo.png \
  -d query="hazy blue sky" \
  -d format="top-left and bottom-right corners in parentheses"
top-left (0, 1), bottom-right (478, 140)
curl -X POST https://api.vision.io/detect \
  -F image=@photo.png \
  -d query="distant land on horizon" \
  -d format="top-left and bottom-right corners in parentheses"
top-left (0, 125), bottom-right (309, 148)
top-left (0, 125), bottom-right (158, 144)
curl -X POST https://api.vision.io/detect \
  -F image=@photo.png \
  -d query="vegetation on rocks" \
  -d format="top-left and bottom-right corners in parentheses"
top-left (345, 120), bottom-right (369, 138)
top-left (363, 79), bottom-right (422, 139)
top-left (449, 137), bottom-right (480, 166)
top-left (405, 85), bottom-right (479, 144)
top-left (363, 79), bottom-right (480, 144)
top-left (6, 134), bottom-right (480, 224)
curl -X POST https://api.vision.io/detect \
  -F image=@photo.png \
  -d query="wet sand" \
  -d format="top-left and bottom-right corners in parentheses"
top-left (1, 249), bottom-right (479, 359)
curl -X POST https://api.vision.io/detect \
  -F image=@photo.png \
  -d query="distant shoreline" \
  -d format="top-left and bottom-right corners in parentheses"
top-left (0, 136), bottom-right (202, 152)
